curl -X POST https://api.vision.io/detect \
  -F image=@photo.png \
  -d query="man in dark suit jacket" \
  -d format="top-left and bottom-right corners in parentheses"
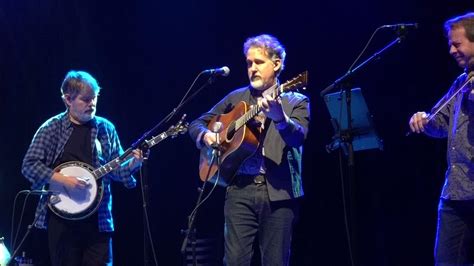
top-left (188, 34), bottom-right (310, 266)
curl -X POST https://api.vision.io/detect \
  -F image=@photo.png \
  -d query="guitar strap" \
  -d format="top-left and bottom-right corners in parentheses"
top-left (255, 109), bottom-right (266, 128)
top-left (260, 118), bottom-right (271, 143)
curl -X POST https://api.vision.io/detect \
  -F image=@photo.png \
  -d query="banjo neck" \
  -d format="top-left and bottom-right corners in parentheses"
top-left (92, 130), bottom-right (171, 179)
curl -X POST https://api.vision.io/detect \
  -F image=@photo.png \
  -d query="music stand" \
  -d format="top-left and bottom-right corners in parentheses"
top-left (324, 87), bottom-right (383, 154)
top-left (323, 87), bottom-right (382, 266)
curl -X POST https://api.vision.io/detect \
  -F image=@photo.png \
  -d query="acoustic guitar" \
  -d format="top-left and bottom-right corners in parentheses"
top-left (199, 71), bottom-right (308, 186)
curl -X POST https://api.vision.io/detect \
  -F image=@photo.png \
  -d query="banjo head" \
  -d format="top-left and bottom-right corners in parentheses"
top-left (48, 161), bottom-right (104, 220)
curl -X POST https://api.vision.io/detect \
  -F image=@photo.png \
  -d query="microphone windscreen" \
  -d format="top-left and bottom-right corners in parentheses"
top-left (212, 122), bottom-right (223, 133)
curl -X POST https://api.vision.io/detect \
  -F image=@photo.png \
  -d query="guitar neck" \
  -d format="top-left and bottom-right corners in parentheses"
top-left (234, 84), bottom-right (282, 131)
top-left (93, 131), bottom-right (169, 178)
top-left (234, 104), bottom-right (260, 130)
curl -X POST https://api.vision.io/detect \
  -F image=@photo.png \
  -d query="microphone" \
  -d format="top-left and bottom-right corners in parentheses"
top-left (204, 66), bottom-right (230, 77)
top-left (211, 121), bottom-right (224, 133)
top-left (382, 23), bottom-right (418, 30)
top-left (211, 121), bottom-right (223, 151)
top-left (28, 190), bottom-right (59, 195)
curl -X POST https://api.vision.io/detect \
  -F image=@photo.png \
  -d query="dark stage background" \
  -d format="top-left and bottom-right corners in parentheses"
top-left (0, 1), bottom-right (472, 265)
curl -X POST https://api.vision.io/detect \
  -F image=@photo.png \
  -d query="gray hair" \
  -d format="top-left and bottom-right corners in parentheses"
top-left (60, 70), bottom-right (101, 100)
top-left (243, 34), bottom-right (286, 76)
top-left (444, 12), bottom-right (474, 42)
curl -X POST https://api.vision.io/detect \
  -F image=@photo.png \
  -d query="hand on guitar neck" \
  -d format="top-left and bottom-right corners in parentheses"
top-left (259, 95), bottom-right (288, 125)
top-left (127, 148), bottom-right (145, 171)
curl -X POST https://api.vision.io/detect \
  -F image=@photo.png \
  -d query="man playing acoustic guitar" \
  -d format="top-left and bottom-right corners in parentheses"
top-left (188, 34), bottom-right (311, 265)
top-left (22, 70), bottom-right (143, 266)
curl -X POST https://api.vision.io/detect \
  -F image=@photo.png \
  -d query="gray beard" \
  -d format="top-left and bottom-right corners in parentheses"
top-left (250, 80), bottom-right (264, 90)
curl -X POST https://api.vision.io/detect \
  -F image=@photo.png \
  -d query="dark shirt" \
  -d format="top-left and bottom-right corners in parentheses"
top-left (55, 122), bottom-right (93, 167)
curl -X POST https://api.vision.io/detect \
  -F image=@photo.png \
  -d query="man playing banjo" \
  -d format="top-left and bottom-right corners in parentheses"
top-left (22, 70), bottom-right (143, 266)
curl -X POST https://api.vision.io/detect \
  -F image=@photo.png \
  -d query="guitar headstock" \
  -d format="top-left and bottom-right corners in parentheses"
top-left (278, 71), bottom-right (308, 95)
top-left (167, 114), bottom-right (189, 138)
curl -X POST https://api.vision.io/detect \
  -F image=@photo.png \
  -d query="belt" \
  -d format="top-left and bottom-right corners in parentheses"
top-left (233, 174), bottom-right (266, 186)
top-left (253, 175), bottom-right (266, 184)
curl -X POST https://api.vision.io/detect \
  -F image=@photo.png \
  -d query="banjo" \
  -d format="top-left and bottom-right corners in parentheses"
top-left (48, 117), bottom-right (188, 220)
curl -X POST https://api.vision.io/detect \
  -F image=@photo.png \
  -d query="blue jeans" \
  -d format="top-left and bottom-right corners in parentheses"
top-left (223, 176), bottom-right (298, 266)
top-left (435, 199), bottom-right (474, 266)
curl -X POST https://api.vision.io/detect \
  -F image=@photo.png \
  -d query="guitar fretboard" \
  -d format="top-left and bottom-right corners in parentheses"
top-left (235, 105), bottom-right (260, 130)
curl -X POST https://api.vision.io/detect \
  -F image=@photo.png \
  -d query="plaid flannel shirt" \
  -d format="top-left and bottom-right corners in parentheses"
top-left (22, 111), bottom-right (136, 232)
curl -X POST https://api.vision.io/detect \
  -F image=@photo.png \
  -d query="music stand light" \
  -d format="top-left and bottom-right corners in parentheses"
top-left (0, 237), bottom-right (11, 266)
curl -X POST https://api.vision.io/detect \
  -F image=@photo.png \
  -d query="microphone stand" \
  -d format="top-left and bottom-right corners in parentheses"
top-left (181, 127), bottom-right (222, 265)
top-left (122, 74), bottom-right (218, 160)
top-left (320, 31), bottom-right (407, 97)
top-left (114, 70), bottom-right (220, 265)
top-left (7, 206), bottom-right (40, 266)
top-left (180, 144), bottom-right (220, 265)
top-left (141, 149), bottom-right (153, 266)
top-left (321, 30), bottom-right (409, 266)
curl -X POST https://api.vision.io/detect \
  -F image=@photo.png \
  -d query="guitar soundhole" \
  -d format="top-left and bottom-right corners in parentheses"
top-left (226, 122), bottom-right (236, 141)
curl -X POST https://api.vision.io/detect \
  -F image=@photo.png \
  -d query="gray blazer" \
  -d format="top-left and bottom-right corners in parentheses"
top-left (188, 86), bottom-right (310, 201)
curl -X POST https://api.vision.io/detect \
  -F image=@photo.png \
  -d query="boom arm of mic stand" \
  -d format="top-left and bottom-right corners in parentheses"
top-left (320, 36), bottom-right (404, 97)
top-left (125, 73), bottom-right (216, 158)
